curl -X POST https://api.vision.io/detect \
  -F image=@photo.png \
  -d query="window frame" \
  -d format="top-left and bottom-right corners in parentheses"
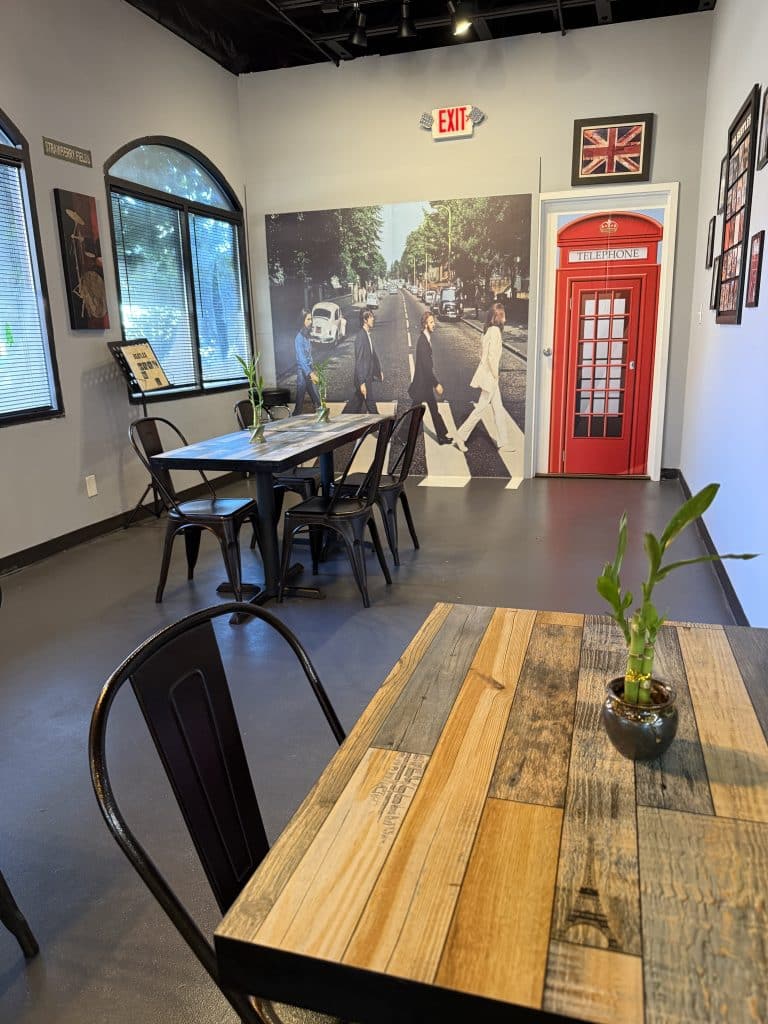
top-left (104, 136), bottom-right (254, 403)
top-left (0, 107), bottom-right (64, 428)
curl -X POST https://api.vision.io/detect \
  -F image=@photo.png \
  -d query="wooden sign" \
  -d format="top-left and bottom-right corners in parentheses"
top-left (42, 137), bottom-right (92, 167)
top-left (120, 341), bottom-right (169, 391)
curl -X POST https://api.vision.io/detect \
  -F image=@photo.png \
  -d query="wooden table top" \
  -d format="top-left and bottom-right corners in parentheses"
top-left (215, 604), bottom-right (768, 1024)
top-left (150, 412), bottom-right (385, 473)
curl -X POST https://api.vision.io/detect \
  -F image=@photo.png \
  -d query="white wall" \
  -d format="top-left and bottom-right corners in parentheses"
top-left (0, 0), bottom-right (244, 559)
top-left (238, 13), bottom-right (712, 469)
top-left (681, 0), bottom-right (768, 625)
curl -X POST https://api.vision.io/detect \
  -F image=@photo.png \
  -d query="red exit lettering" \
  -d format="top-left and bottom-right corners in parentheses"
top-left (434, 106), bottom-right (470, 137)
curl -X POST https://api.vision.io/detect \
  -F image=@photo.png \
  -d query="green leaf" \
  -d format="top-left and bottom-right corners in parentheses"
top-left (596, 575), bottom-right (620, 608)
top-left (613, 512), bottom-right (628, 575)
top-left (659, 483), bottom-right (719, 550)
top-left (643, 532), bottom-right (662, 579)
top-left (655, 551), bottom-right (759, 582)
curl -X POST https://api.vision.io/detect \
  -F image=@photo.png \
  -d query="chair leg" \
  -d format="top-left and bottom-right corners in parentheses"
top-left (349, 520), bottom-right (371, 607)
top-left (278, 522), bottom-right (297, 602)
top-left (308, 526), bottom-right (323, 574)
top-left (156, 523), bottom-right (179, 603)
top-left (378, 493), bottom-right (400, 566)
top-left (368, 516), bottom-right (392, 584)
top-left (0, 869), bottom-right (39, 959)
top-left (217, 521), bottom-right (244, 603)
top-left (184, 527), bottom-right (202, 580)
top-left (400, 490), bottom-right (419, 549)
top-left (249, 515), bottom-right (263, 559)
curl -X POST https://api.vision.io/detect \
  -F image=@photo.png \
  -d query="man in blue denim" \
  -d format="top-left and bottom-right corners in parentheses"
top-left (294, 308), bottom-right (321, 415)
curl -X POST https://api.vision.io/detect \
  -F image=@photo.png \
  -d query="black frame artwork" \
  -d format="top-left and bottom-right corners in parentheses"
top-left (757, 87), bottom-right (768, 170)
top-left (710, 256), bottom-right (721, 310)
top-left (571, 113), bottom-right (654, 186)
top-left (706, 216), bottom-right (716, 269)
top-left (745, 230), bottom-right (764, 307)
top-left (717, 85), bottom-right (760, 325)
top-left (717, 155), bottom-right (728, 213)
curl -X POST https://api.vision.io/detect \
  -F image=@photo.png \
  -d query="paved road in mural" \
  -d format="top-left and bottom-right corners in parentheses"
top-left (278, 287), bottom-right (527, 487)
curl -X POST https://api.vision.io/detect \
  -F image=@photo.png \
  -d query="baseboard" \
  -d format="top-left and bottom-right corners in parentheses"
top-left (0, 473), bottom-right (242, 577)
top-left (677, 471), bottom-right (750, 627)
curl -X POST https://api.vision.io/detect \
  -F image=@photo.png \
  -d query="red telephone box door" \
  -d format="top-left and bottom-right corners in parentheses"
top-left (549, 212), bottom-right (662, 475)
top-left (563, 278), bottom-right (642, 475)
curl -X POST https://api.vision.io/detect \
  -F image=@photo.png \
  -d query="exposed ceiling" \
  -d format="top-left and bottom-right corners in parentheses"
top-left (123, 0), bottom-right (716, 75)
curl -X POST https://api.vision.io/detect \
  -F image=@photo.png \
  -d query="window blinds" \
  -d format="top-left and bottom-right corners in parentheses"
top-left (0, 161), bottom-right (56, 419)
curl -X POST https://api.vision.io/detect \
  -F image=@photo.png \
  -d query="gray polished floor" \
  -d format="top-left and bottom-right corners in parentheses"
top-left (0, 476), bottom-right (737, 1023)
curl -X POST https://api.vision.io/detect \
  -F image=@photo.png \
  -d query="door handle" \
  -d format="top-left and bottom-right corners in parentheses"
top-left (542, 348), bottom-right (552, 357)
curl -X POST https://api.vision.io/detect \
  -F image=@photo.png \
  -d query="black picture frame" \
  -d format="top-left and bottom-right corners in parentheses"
top-left (717, 155), bottom-right (728, 213)
top-left (705, 216), bottom-right (716, 268)
top-left (571, 113), bottom-right (654, 186)
top-left (745, 230), bottom-right (764, 307)
top-left (710, 256), bottom-right (721, 310)
top-left (757, 87), bottom-right (768, 170)
top-left (717, 85), bottom-right (760, 325)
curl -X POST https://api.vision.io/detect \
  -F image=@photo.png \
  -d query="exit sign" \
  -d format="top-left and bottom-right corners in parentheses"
top-left (432, 105), bottom-right (473, 140)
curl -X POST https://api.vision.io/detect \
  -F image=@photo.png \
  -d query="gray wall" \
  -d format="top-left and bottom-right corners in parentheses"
top-left (238, 13), bottom-right (712, 470)
top-left (681, 0), bottom-right (768, 626)
top-left (0, 0), bottom-right (245, 559)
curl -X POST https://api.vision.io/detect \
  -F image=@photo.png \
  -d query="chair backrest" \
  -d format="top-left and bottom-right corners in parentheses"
top-left (329, 418), bottom-right (394, 513)
top-left (129, 416), bottom-right (213, 513)
top-left (89, 603), bottom-right (345, 1019)
top-left (388, 404), bottom-right (425, 485)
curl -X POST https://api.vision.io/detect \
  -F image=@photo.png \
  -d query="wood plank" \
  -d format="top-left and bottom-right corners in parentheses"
top-left (677, 623), bottom-right (768, 823)
top-left (490, 613), bottom-right (582, 807)
top-left (725, 624), bottom-right (768, 744)
top-left (638, 806), bottom-right (768, 1024)
top-left (343, 608), bottom-right (536, 981)
top-left (543, 941), bottom-right (643, 1024)
top-left (247, 748), bottom-right (427, 959)
top-left (372, 603), bottom-right (495, 755)
top-left (436, 799), bottom-right (562, 1009)
top-left (550, 616), bottom-right (641, 956)
top-left (537, 610), bottom-right (585, 627)
top-left (216, 601), bottom-right (452, 937)
top-left (635, 624), bottom-right (714, 815)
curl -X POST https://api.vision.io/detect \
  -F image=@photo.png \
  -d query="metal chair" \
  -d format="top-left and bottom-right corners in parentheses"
top-left (278, 420), bottom-right (394, 608)
top-left (334, 405), bottom-right (423, 566)
top-left (129, 417), bottom-right (260, 603)
top-left (88, 602), bottom-right (346, 1024)
top-left (234, 401), bottom-right (320, 550)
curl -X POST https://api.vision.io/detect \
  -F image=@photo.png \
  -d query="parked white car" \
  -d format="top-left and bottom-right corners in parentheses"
top-left (311, 302), bottom-right (346, 344)
top-left (365, 290), bottom-right (379, 309)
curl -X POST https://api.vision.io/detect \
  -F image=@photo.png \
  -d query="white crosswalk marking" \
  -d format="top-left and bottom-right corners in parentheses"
top-left (476, 405), bottom-right (525, 489)
top-left (418, 401), bottom-right (470, 488)
top-left (325, 402), bottom-right (397, 475)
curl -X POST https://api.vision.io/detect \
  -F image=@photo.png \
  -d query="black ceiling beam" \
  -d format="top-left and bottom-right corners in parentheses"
top-left (261, 0), bottom-right (339, 64)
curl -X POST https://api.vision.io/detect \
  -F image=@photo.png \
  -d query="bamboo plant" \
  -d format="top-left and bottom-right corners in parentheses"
top-left (314, 358), bottom-right (331, 423)
top-left (597, 483), bottom-right (757, 705)
top-left (235, 352), bottom-right (266, 442)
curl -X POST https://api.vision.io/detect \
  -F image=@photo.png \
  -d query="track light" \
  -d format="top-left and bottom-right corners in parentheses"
top-left (447, 0), bottom-right (473, 36)
top-left (349, 5), bottom-right (367, 47)
top-left (398, 1), bottom-right (417, 38)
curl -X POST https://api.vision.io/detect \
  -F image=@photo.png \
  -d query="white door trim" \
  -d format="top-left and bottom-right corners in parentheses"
top-left (529, 182), bottom-right (679, 481)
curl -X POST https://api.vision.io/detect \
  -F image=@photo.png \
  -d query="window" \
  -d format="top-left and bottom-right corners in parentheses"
top-left (106, 139), bottom-right (251, 395)
top-left (0, 109), bottom-right (62, 426)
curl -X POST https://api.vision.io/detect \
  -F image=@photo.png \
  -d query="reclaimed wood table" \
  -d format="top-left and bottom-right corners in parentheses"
top-left (214, 604), bottom-right (768, 1023)
top-left (150, 412), bottom-right (386, 602)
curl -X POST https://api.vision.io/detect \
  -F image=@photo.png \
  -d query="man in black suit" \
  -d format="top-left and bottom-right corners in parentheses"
top-left (348, 308), bottom-right (383, 413)
top-left (408, 311), bottom-right (451, 444)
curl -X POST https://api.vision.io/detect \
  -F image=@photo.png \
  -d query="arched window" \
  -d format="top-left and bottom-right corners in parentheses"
top-left (0, 108), bottom-right (62, 426)
top-left (106, 138), bottom-right (252, 393)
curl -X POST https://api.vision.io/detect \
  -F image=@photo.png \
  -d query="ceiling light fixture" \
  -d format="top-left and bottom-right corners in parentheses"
top-left (447, 0), bottom-right (473, 36)
top-left (398, 1), bottom-right (417, 38)
top-left (349, 4), bottom-right (368, 47)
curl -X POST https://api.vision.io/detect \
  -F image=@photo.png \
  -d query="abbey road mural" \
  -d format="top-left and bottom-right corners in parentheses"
top-left (265, 195), bottom-right (531, 484)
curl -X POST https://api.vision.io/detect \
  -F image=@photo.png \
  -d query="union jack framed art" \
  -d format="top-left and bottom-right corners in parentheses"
top-left (571, 113), bottom-right (654, 186)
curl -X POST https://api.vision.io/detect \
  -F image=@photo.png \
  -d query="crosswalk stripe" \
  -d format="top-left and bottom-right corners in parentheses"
top-left (418, 401), bottom-right (470, 488)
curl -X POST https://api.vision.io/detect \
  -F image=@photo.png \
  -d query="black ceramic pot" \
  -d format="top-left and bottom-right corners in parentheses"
top-left (602, 678), bottom-right (678, 761)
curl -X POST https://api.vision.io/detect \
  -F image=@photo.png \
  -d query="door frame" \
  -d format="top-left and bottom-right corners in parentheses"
top-left (529, 182), bottom-right (679, 481)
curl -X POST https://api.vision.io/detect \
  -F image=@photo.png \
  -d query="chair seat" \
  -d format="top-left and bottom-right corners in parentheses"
top-left (286, 494), bottom-right (368, 518)
top-left (172, 497), bottom-right (257, 520)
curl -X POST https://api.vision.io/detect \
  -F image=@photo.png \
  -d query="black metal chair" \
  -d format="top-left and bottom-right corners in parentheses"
top-left (129, 417), bottom-right (260, 603)
top-left (0, 586), bottom-right (39, 960)
top-left (278, 420), bottom-right (394, 608)
top-left (88, 602), bottom-right (346, 1024)
top-left (334, 405), bottom-right (423, 566)
top-left (235, 400), bottom-right (321, 553)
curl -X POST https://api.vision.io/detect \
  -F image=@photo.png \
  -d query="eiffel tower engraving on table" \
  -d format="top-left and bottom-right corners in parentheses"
top-left (563, 837), bottom-right (619, 950)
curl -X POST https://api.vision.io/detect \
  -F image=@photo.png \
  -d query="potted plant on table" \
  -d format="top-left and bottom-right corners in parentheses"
top-left (235, 352), bottom-right (266, 442)
top-left (596, 483), bottom-right (757, 760)
top-left (314, 358), bottom-right (331, 424)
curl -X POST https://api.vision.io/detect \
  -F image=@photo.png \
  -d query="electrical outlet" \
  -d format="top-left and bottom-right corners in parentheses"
top-left (85, 474), bottom-right (98, 497)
